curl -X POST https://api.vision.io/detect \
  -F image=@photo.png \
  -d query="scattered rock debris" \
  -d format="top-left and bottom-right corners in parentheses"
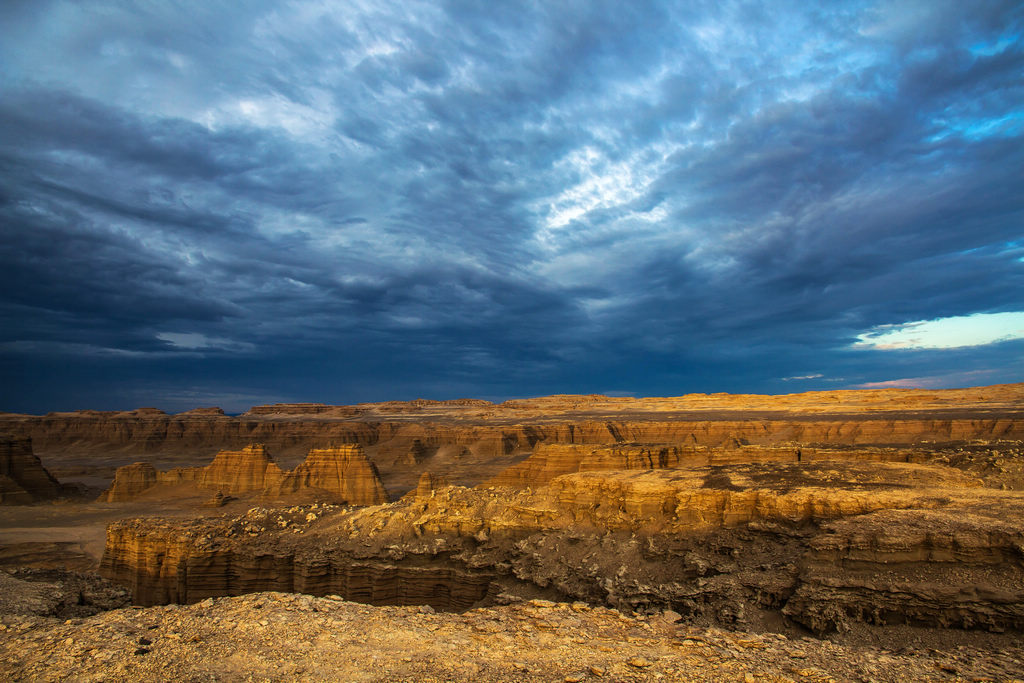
top-left (2, 592), bottom-right (1023, 682)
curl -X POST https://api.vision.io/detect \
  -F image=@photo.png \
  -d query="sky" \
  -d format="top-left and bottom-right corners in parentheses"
top-left (1, 0), bottom-right (1023, 413)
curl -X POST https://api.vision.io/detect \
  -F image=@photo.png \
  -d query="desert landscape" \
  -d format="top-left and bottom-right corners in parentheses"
top-left (1, 383), bottom-right (1023, 680)
top-left (5, 0), bottom-right (1023, 679)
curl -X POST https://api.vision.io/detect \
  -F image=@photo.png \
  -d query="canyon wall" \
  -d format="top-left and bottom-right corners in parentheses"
top-left (8, 415), bottom-right (1024, 457)
top-left (100, 520), bottom-right (491, 610)
top-left (481, 443), bottom-right (935, 489)
top-left (100, 461), bottom-right (1024, 634)
top-left (5, 410), bottom-right (1023, 497)
top-left (2, 386), bottom-right (1022, 466)
top-left (0, 436), bottom-right (62, 504)
top-left (3, 385), bottom-right (1022, 498)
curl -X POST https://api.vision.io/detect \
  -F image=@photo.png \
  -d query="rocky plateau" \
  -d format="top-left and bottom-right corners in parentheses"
top-left (2, 383), bottom-right (1024, 681)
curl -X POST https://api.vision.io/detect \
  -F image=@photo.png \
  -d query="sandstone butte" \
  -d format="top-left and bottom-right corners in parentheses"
top-left (1, 382), bottom-right (1024, 681)
top-left (98, 444), bottom-right (388, 506)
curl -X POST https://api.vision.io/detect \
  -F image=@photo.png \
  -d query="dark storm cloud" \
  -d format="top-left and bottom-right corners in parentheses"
top-left (0, 0), bottom-right (1022, 412)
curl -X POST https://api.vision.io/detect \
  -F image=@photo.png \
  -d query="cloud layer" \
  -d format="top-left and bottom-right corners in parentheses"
top-left (1, 0), bottom-right (1022, 412)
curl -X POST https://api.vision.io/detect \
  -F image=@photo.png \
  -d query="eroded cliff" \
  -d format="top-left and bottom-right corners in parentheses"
top-left (3, 382), bottom-right (1023, 497)
top-left (271, 446), bottom-right (388, 505)
top-left (0, 436), bottom-right (62, 504)
top-left (99, 461), bottom-right (1024, 638)
top-left (100, 444), bottom-right (388, 506)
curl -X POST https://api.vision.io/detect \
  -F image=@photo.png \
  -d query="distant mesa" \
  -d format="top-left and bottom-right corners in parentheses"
top-left (100, 443), bottom-right (388, 506)
top-left (125, 407), bottom-right (168, 416)
top-left (176, 407), bottom-right (226, 416)
top-left (245, 403), bottom-right (335, 416)
top-left (243, 398), bottom-right (494, 417)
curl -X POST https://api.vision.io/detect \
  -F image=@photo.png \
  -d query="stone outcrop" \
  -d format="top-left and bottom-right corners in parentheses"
top-left (782, 505), bottom-right (1024, 633)
top-left (12, 592), bottom-right (1022, 682)
top-left (0, 435), bottom-right (62, 504)
top-left (99, 460), bottom-right (1024, 637)
top-left (99, 444), bottom-right (388, 506)
top-left (101, 462), bottom-right (159, 503)
top-left (197, 445), bottom-right (284, 494)
top-left (100, 507), bottom-right (492, 610)
top-left (271, 446), bottom-right (388, 505)
top-left (409, 472), bottom-right (451, 499)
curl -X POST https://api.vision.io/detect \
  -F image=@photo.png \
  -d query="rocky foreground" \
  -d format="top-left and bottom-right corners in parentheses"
top-left (3, 591), bottom-right (1023, 682)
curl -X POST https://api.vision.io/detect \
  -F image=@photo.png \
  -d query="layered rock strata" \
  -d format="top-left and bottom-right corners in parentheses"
top-left (197, 444), bottom-right (284, 494)
top-left (271, 446), bottom-right (388, 505)
top-left (99, 461), bottom-right (1024, 637)
top-left (783, 506), bottom-right (1024, 632)
top-left (409, 471), bottom-right (450, 499)
top-left (100, 505), bottom-right (492, 610)
top-left (100, 444), bottom-right (388, 506)
top-left (482, 442), bottom-right (937, 489)
top-left (0, 436), bottom-right (62, 504)
top-left (4, 384), bottom-right (1023, 493)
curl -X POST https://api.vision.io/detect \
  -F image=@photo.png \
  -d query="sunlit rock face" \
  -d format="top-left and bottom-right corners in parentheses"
top-left (3, 383), bottom-right (1024, 503)
top-left (99, 460), bottom-right (1024, 637)
top-left (270, 446), bottom-right (388, 505)
top-left (197, 445), bottom-right (285, 495)
top-left (7, 384), bottom-right (1024, 648)
top-left (100, 444), bottom-right (388, 506)
top-left (3, 382), bottom-right (1022, 458)
top-left (100, 462), bottom-right (159, 503)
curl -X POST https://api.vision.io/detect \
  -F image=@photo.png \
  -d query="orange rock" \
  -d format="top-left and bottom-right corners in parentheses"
top-left (273, 445), bottom-right (388, 505)
top-left (100, 443), bottom-right (389, 506)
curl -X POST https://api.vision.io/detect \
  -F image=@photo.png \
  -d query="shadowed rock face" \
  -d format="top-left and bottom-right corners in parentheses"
top-left (99, 524), bottom-right (493, 611)
top-left (101, 462), bottom-right (158, 502)
top-left (0, 436), bottom-right (62, 504)
top-left (100, 444), bottom-right (388, 506)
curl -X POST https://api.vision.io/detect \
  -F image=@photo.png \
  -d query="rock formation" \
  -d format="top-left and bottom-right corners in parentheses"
top-left (101, 462), bottom-right (159, 503)
top-left (99, 460), bottom-right (1024, 640)
top-left (197, 445), bottom-right (284, 494)
top-left (271, 445), bottom-right (388, 505)
top-left (99, 443), bottom-right (388, 506)
top-left (0, 435), bottom-right (62, 504)
top-left (3, 383), bottom-right (1022, 496)
top-left (409, 471), bottom-right (451, 499)
top-left (7, 382), bottom-right (1024, 666)
top-left (482, 441), bottom-right (967, 489)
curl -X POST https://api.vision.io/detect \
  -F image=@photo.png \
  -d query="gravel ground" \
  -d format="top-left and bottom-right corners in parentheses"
top-left (2, 592), bottom-right (1022, 682)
